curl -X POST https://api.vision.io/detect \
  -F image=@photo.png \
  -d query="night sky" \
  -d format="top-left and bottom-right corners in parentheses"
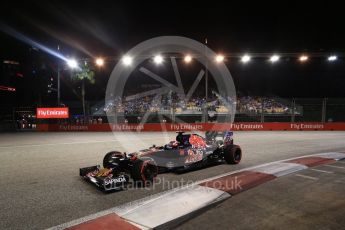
top-left (1, 0), bottom-right (345, 106)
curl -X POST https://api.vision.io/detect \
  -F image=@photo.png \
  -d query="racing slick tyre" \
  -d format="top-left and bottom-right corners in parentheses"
top-left (103, 151), bottom-right (124, 169)
top-left (130, 157), bottom-right (158, 186)
top-left (224, 145), bottom-right (242, 164)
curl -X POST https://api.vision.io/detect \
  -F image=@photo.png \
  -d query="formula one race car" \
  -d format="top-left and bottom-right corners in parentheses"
top-left (80, 131), bottom-right (242, 191)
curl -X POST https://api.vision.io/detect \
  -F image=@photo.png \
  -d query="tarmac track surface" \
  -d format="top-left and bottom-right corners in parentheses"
top-left (1, 131), bottom-right (345, 229)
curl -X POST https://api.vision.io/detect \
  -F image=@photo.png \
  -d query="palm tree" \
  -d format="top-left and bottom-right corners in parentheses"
top-left (73, 64), bottom-right (95, 119)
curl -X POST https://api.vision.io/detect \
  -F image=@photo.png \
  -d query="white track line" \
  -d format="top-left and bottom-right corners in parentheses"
top-left (309, 168), bottom-right (334, 174)
top-left (295, 174), bottom-right (318, 180)
top-left (323, 165), bottom-right (345, 169)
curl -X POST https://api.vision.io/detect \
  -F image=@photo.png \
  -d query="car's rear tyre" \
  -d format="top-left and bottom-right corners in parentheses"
top-left (103, 151), bottom-right (124, 169)
top-left (131, 157), bottom-right (158, 186)
top-left (224, 145), bottom-right (242, 164)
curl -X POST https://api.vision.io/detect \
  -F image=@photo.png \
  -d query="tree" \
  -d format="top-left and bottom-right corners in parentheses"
top-left (73, 64), bottom-right (95, 119)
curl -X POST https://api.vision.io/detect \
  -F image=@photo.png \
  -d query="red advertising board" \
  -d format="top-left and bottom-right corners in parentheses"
top-left (36, 122), bottom-right (345, 131)
top-left (36, 107), bottom-right (69, 119)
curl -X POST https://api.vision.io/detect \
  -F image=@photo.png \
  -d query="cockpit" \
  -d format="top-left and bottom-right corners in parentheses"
top-left (175, 132), bottom-right (191, 146)
top-left (164, 132), bottom-right (207, 150)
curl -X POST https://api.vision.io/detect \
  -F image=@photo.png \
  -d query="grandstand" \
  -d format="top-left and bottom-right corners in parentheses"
top-left (93, 94), bottom-right (296, 117)
top-left (85, 90), bottom-right (307, 124)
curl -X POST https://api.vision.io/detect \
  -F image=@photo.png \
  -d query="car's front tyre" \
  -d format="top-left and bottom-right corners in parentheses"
top-left (103, 151), bottom-right (124, 169)
top-left (130, 157), bottom-right (158, 186)
top-left (224, 145), bottom-right (242, 164)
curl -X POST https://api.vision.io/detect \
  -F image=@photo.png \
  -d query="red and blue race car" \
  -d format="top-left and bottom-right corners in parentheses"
top-left (80, 131), bottom-right (242, 191)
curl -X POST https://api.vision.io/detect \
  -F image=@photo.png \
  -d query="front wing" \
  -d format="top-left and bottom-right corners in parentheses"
top-left (79, 165), bottom-right (129, 191)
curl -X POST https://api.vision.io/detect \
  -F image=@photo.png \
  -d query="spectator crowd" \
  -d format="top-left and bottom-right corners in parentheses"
top-left (102, 93), bottom-right (291, 116)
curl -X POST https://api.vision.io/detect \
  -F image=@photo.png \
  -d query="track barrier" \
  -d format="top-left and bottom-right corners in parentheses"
top-left (37, 122), bottom-right (345, 132)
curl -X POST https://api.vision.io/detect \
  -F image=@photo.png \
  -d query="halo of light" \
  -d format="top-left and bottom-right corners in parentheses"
top-left (215, 54), bottom-right (225, 63)
top-left (241, 54), bottom-right (251, 63)
top-left (270, 55), bottom-right (280, 62)
top-left (153, 55), bottom-right (164, 64)
top-left (299, 55), bottom-right (309, 62)
top-left (328, 55), bottom-right (337, 61)
top-left (95, 58), bottom-right (104, 66)
top-left (122, 55), bottom-right (133, 66)
top-left (184, 55), bottom-right (192, 63)
top-left (67, 59), bottom-right (78, 68)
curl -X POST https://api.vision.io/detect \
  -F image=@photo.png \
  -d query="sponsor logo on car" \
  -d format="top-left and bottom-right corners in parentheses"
top-left (104, 175), bottom-right (127, 185)
top-left (189, 134), bottom-right (206, 149)
top-left (185, 149), bottom-right (203, 164)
